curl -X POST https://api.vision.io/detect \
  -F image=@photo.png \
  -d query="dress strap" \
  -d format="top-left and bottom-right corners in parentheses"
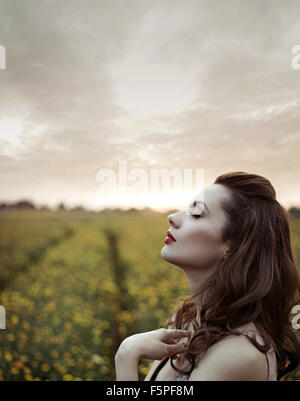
top-left (149, 356), bottom-right (169, 381)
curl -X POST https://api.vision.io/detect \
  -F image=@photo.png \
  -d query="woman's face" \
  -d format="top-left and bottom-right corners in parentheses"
top-left (161, 183), bottom-right (231, 272)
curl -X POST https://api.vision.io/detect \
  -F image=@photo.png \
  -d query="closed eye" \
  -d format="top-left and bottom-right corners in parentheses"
top-left (191, 214), bottom-right (202, 219)
top-left (185, 209), bottom-right (203, 219)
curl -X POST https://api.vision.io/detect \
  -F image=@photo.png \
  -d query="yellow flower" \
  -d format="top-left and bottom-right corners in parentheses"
top-left (104, 338), bottom-right (113, 347)
top-left (11, 367), bottom-right (20, 375)
top-left (63, 374), bottom-right (73, 381)
top-left (22, 321), bottom-right (30, 330)
top-left (101, 365), bottom-right (109, 374)
top-left (92, 354), bottom-right (103, 365)
top-left (93, 337), bottom-right (101, 345)
top-left (119, 324), bottom-right (127, 336)
top-left (51, 316), bottom-right (60, 326)
top-left (118, 310), bottom-right (133, 323)
top-left (149, 296), bottom-right (158, 307)
top-left (67, 359), bottom-right (76, 367)
top-left (77, 358), bottom-right (85, 367)
top-left (71, 346), bottom-right (79, 354)
top-left (7, 333), bottom-right (15, 342)
top-left (92, 328), bottom-right (101, 336)
top-left (33, 335), bottom-right (41, 343)
top-left (45, 301), bottom-right (56, 312)
top-left (63, 352), bottom-right (71, 360)
top-left (51, 350), bottom-right (59, 358)
top-left (56, 366), bottom-right (66, 374)
top-left (20, 333), bottom-right (28, 342)
top-left (73, 313), bottom-right (82, 324)
top-left (101, 321), bottom-right (110, 330)
top-left (11, 315), bottom-right (19, 325)
top-left (64, 321), bottom-right (72, 331)
top-left (41, 364), bottom-right (50, 372)
top-left (25, 374), bottom-right (33, 381)
top-left (44, 288), bottom-right (53, 297)
top-left (20, 355), bottom-right (28, 362)
top-left (5, 352), bottom-right (13, 362)
top-left (140, 366), bottom-right (149, 375)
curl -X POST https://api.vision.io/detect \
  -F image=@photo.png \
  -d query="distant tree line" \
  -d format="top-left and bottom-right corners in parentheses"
top-left (1, 199), bottom-right (298, 217)
top-left (0, 200), bottom-right (37, 210)
top-left (289, 207), bottom-right (300, 219)
top-left (0, 200), bottom-right (87, 212)
top-left (0, 200), bottom-right (173, 214)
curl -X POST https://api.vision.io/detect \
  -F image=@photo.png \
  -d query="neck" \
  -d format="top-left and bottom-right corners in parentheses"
top-left (183, 265), bottom-right (217, 327)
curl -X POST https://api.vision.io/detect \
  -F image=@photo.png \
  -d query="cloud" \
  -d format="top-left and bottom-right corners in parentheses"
top-left (0, 0), bottom-right (299, 209)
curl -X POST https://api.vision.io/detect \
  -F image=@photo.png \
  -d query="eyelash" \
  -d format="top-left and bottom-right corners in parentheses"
top-left (185, 208), bottom-right (203, 219)
top-left (191, 214), bottom-right (202, 219)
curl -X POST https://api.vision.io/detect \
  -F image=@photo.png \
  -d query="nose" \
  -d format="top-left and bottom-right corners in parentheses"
top-left (168, 212), bottom-right (179, 228)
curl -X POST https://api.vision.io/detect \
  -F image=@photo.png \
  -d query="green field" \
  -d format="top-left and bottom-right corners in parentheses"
top-left (0, 210), bottom-right (299, 381)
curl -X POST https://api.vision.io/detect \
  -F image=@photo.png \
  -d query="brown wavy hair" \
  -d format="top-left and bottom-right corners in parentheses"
top-left (162, 172), bottom-right (300, 380)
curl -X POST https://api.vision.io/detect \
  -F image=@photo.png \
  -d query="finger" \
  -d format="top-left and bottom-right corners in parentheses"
top-left (165, 328), bottom-right (190, 335)
top-left (165, 341), bottom-right (188, 357)
top-left (167, 338), bottom-right (177, 344)
top-left (165, 329), bottom-right (191, 339)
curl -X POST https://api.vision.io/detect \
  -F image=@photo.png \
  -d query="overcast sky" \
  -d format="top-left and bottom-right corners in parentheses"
top-left (0, 0), bottom-right (299, 211)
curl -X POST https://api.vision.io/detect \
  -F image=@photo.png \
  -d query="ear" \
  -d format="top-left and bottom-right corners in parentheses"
top-left (221, 242), bottom-right (230, 260)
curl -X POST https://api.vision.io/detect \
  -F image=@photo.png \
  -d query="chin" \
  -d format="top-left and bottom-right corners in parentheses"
top-left (160, 245), bottom-right (167, 258)
top-left (160, 246), bottom-right (182, 267)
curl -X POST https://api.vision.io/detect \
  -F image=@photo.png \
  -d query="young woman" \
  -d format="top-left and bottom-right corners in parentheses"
top-left (115, 172), bottom-right (300, 381)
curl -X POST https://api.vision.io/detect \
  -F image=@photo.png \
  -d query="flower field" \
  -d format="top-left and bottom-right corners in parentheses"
top-left (0, 209), bottom-right (299, 380)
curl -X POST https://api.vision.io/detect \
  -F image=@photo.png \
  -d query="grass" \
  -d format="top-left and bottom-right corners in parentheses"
top-left (0, 209), bottom-right (299, 380)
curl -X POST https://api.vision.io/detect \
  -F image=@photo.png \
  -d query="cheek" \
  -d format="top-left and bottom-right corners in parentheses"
top-left (180, 224), bottom-right (223, 265)
top-left (187, 225), bottom-right (220, 247)
top-left (161, 222), bottom-right (225, 269)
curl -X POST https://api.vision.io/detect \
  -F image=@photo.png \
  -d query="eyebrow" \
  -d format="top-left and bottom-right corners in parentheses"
top-left (189, 200), bottom-right (210, 213)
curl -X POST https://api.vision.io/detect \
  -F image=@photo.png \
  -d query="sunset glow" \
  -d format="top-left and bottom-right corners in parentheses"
top-left (0, 1), bottom-right (299, 211)
top-left (0, 116), bottom-right (23, 143)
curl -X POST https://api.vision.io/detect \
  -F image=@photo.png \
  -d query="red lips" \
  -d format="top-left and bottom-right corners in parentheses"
top-left (164, 230), bottom-right (176, 244)
top-left (167, 230), bottom-right (176, 241)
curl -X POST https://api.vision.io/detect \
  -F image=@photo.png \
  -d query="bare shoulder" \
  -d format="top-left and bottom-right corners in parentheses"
top-left (188, 334), bottom-right (268, 381)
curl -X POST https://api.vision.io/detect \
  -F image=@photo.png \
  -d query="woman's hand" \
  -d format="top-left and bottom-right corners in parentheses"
top-left (118, 328), bottom-right (192, 361)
